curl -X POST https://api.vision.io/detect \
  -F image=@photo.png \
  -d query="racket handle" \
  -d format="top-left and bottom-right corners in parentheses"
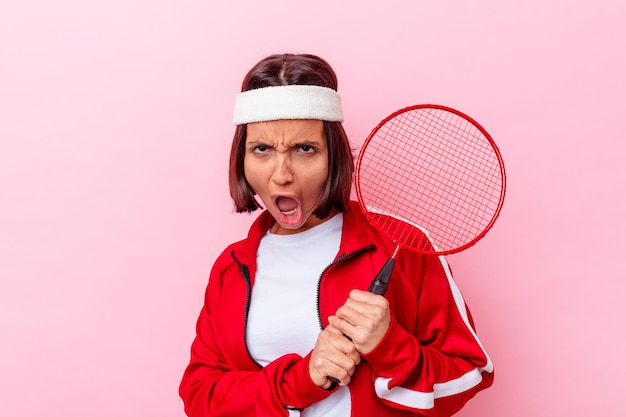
top-left (327, 377), bottom-right (340, 387)
top-left (368, 258), bottom-right (395, 295)
top-left (325, 259), bottom-right (394, 386)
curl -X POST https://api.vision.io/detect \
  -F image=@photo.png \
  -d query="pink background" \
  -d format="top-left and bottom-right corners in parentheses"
top-left (2, 1), bottom-right (625, 415)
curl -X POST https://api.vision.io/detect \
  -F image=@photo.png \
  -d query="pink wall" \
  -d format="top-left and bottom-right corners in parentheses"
top-left (1, 1), bottom-right (625, 415)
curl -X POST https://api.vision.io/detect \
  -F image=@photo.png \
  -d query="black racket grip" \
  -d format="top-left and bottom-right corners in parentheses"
top-left (368, 258), bottom-right (395, 295)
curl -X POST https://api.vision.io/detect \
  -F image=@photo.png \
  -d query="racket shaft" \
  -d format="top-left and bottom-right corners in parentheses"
top-left (368, 258), bottom-right (395, 295)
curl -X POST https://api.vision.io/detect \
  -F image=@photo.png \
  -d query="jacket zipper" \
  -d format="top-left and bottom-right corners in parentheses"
top-left (315, 245), bottom-right (376, 330)
top-left (230, 251), bottom-right (260, 368)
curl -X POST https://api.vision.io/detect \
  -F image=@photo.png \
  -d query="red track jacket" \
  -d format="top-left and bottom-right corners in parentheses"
top-left (180, 201), bottom-right (494, 416)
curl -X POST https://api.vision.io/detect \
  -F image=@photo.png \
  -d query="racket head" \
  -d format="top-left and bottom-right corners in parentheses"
top-left (355, 104), bottom-right (506, 256)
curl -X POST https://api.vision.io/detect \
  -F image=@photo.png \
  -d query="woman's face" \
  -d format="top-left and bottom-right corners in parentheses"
top-left (244, 119), bottom-right (329, 235)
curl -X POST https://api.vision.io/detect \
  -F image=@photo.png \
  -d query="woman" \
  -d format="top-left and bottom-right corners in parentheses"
top-left (180, 53), bottom-right (494, 417)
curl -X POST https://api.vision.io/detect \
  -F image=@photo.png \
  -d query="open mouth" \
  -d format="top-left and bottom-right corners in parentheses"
top-left (274, 196), bottom-right (299, 215)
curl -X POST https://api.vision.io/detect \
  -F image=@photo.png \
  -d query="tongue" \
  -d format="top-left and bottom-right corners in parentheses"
top-left (276, 196), bottom-right (298, 212)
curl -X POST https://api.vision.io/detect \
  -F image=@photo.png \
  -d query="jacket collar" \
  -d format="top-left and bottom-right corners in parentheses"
top-left (338, 201), bottom-right (380, 255)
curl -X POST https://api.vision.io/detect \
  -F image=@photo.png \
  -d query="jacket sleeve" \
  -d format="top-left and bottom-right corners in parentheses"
top-left (179, 261), bottom-right (334, 417)
top-left (362, 253), bottom-right (494, 416)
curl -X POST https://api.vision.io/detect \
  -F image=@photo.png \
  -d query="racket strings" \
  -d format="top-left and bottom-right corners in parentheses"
top-left (357, 107), bottom-right (504, 253)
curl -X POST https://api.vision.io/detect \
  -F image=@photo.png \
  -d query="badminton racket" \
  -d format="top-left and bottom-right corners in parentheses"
top-left (355, 104), bottom-right (506, 295)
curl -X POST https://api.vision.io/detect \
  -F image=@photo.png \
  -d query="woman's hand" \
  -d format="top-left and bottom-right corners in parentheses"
top-left (329, 289), bottom-right (391, 355)
top-left (309, 324), bottom-right (361, 389)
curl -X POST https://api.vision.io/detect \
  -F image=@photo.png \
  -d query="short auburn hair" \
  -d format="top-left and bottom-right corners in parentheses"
top-left (228, 54), bottom-right (353, 218)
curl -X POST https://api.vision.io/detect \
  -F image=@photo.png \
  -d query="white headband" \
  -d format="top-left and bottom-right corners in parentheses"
top-left (232, 85), bottom-right (344, 125)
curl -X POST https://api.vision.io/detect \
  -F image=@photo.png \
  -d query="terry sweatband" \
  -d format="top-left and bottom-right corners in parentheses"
top-left (232, 85), bottom-right (344, 125)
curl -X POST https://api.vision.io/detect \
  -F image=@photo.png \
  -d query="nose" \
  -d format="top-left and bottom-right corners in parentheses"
top-left (271, 154), bottom-right (294, 184)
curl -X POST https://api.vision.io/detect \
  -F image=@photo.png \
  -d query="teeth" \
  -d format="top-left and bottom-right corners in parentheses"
top-left (281, 208), bottom-right (296, 215)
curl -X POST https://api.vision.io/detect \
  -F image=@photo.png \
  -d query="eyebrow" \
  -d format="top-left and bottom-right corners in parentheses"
top-left (293, 139), bottom-right (323, 146)
top-left (246, 139), bottom-right (267, 147)
top-left (246, 138), bottom-right (324, 149)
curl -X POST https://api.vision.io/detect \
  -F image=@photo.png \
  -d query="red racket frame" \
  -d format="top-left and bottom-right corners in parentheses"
top-left (355, 104), bottom-right (506, 257)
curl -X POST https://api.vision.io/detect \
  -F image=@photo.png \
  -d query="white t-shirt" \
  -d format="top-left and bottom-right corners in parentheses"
top-left (246, 213), bottom-right (350, 417)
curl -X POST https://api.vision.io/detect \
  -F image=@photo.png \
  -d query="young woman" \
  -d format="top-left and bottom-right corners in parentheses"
top-left (179, 53), bottom-right (494, 417)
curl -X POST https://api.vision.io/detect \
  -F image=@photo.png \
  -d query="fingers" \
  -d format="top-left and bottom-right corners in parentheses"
top-left (326, 321), bottom-right (361, 364)
top-left (308, 290), bottom-right (391, 387)
top-left (309, 327), bottom-right (361, 388)
top-left (331, 290), bottom-right (391, 354)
